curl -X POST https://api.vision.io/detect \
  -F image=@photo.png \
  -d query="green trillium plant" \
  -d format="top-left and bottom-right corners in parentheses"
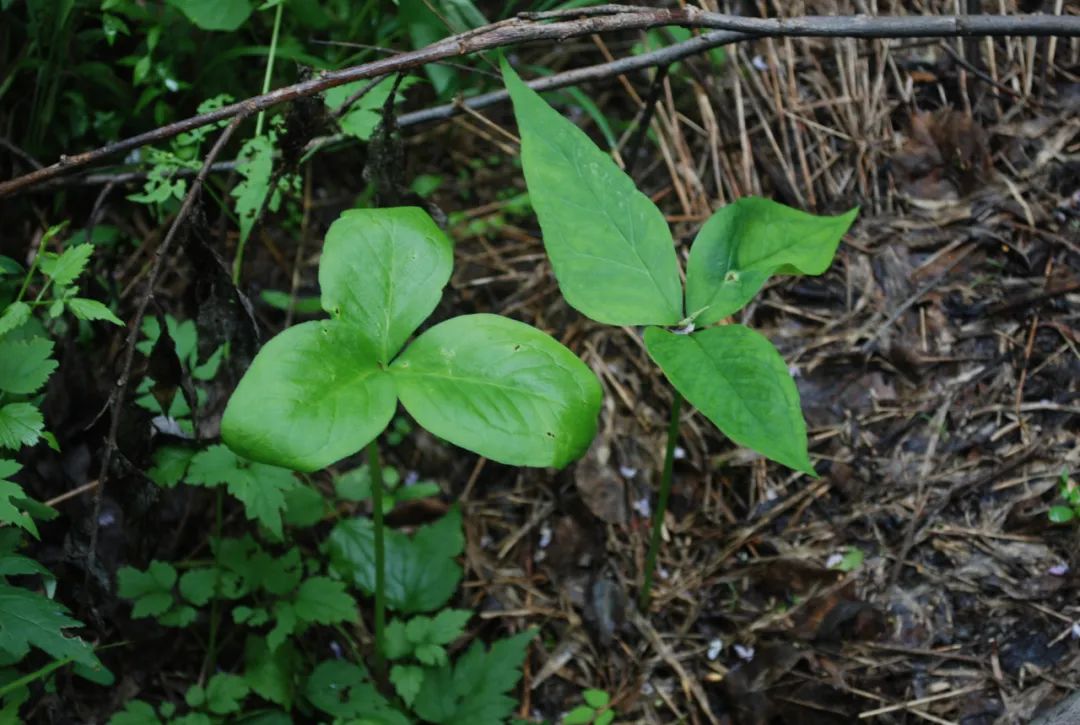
top-left (502, 58), bottom-right (858, 606)
top-left (221, 206), bottom-right (601, 472)
top-left (221, 205), bottom-right (602, 665)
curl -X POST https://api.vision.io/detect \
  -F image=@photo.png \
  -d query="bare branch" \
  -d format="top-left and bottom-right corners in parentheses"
top-left (3, 9), bottom-right (1079, 197)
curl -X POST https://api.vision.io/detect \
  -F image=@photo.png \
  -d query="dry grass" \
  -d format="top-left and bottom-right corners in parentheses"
top-left (408, 1), bottom-right (1080, 722)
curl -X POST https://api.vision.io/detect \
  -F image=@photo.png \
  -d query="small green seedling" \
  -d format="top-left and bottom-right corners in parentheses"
top-left (564, 688), bottom-right (616, 725)
top-left (502, 60), bottom-right (858, 606)
top-left (1048, 468), bottom-right (1078, 524)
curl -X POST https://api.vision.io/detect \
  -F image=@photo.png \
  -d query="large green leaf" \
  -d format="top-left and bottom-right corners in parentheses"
top-left (0, 403), bottom-right (44, 450)
top-left (391, 314), bottom-right (600, 468)
top-left (328, 507), bottom-right (464, 614)
top-left (186, 445), bottom-right (299, 539)
top-left (685, 197), bottom-right (857, 324)
top-left (503, 60), bottom-right (683, 326)
top-left (644, 325), bottom-right (814, 475)
top-left (167, 0), bottom-right (253, 31)
top-left (413, 629), bottom-right (535, 725)
top-left (321, 207), bottom-right (453, 363)
top-left (220, 321), bottom-right (396, 472)
top-left (0, 582), bottom-right (100, 668)
top-left (0, 337), bottom-right (56, 394)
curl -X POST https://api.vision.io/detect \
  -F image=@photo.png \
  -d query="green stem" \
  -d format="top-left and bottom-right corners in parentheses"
top-left (254, 1), bottom-right (284, 138)
top-left (367, 441), bottom-right (387, 677)
top-left (639, 389), bottom-right (683, 611)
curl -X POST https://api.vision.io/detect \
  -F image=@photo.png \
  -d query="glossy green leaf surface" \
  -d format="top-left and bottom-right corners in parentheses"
top-left (644, 325), bottom-right (814, 475)
top-left (503, 60), bottom-right (682, 326)
top-left (321, 207), bottom-right (453, 363)
top-left (391, 314), bottom-right (601, 468)
top-left (220, 321), bottom-right (396, 472)
top-left (685, 197), bottom-right (857, 324)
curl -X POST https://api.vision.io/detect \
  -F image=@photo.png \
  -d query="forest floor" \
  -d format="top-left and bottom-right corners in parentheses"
top-left (7, 2), bottom-right (1080, 724)
top-left (406, 18), bottom-right (1080, 724)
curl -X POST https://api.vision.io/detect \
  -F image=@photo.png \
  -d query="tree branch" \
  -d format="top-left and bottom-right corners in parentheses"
top-left (3, 9), bottom-right (1079, 198)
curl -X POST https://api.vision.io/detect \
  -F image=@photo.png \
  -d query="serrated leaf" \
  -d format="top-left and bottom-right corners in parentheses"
top-left (39, 244), bottom-right (93, 287)
top-left (305, 660), bottom-right (408, 723)
top-left (221, 321), bottom-right (397, 472)
top-left (321, 207), bottom-right (453, 364)
top-left (267, 601), bottom-right (296, 652)
top-left (245, 636), bottom-right (298, 708)
top-left (685, 198), bottom-right (857, 324)
top-left (282, 484), bottom-right (326, 528)
top-left (147, 445), bottom-right (196, 487)
top-left (413, 628), bottom-right (535, 725)
top-left (390, 664), bottom-right (424, 707)
top-left (0, 302), bottom-right (31, 337)
top-left (644, 326), bottom-right (814, 475)
top-left (108, 700), bottom-right (162, 725)
top-left (232, 134), bottom-right (275, 248)
top-left (0, 403), bottom-right (45, 449)
top-left (328, 507), bottom-right (463, 613)
top-left (204, 673), bottom-right (250, 714)
top-left (158, 604), bottom-right (197, 627)
top-left (428, 609), bottom-right (472, 645)
top-left (186, 445), bottom-right (298, 538)
top-left (326, 76), bottom-right (418, 141)
top-left (0, 582), bottom-right (100, 667)
top-left (503, 60), bottom-right (682, 326)
top-left (117, 561), bottom-right (178, 618)
top-left (293, 577), bottom-right (356, 625)
top-left (0, 460), bottom-right (37, 537)
top-left (67, 297), bottom-right (124, 326)
top-left (383, 618), bottom-right (411, 660)
top-left (0, 337), bottom-right (57, 394)
top-left (391, 314), bottom-right (601, 468)
top-left (414, 643), bottom-right (447, 666)
top-left (179, 568), bottom-right (217, 606)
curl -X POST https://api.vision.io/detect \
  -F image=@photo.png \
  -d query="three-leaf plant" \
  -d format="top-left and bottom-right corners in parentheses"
top-left (501, 59), bottom-right (858, 604)
top-left (221, 206), bottom-right (601, 472)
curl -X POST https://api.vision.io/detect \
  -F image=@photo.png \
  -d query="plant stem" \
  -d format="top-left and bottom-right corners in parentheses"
top-left (366, 441), bottom-right (387, 677)
top-left (639, 389), bottom-right (683, 611)
top-left (254, 1), bottom-right (284, 138)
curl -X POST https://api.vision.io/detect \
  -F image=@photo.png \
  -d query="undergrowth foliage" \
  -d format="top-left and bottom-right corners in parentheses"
top-left (1, 227), bottom-right (121, 716)
top-left (0, 2), bottom-right (879, 721)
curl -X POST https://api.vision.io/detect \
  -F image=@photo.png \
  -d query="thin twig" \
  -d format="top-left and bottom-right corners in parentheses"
top-left (4, 10), bottom-right (1080, 197)
top-left (83, 111), bottom-right (251, 595)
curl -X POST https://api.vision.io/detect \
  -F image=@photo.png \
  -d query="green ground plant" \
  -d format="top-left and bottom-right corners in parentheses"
top-left (116, 449), bottom-right (535, 723)
top-left (212, 204), bottom-right (602, 721)
top-left (563, 688), bottom-right (616, 725)
top-left (1048, 468), bottom-right (1077, 524)
top-left (501, 59), bottom-right (858, 606)
top-left (0, 228), bottom-right (121, 717)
